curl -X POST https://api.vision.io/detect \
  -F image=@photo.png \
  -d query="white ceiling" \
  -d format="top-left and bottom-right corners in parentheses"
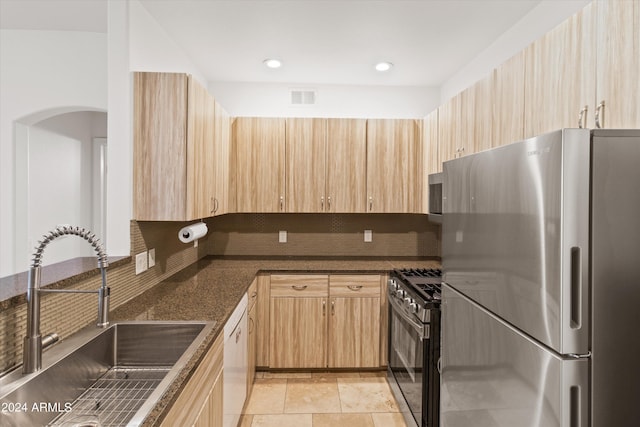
top-left (1, 0), bottom-right (545, 87)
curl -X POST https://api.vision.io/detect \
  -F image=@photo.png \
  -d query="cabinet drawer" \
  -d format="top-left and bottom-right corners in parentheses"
top-left (270, 274), bottom-right (328, 297)
top-left (329, 274), bottom-right (381, 297)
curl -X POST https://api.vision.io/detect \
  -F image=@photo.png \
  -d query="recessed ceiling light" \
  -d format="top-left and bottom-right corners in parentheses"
top-left (263, 58), bottom-right (282, 69)
top-left (375, 62), bottom-right (393, 72)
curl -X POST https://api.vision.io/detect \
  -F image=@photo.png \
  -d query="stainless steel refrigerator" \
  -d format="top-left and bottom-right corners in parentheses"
top-left (440, 129), bottom-right (640, 427)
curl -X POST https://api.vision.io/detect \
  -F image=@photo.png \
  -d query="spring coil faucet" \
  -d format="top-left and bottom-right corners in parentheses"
top-left (23, 225), bottom-right (110, 374)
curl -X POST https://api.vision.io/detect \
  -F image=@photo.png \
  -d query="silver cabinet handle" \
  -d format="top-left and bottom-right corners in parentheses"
top-left (327, 196), bottom-right (331, 211)
top-left (595, 100), bottom-right (605, 129)
top-left (321, 196), bottom-right (324, 211)
top-left (578, 105), bottom-right (588, 128)
top-left (347, 285), bottom-right (363, 291)
top-left (248, 317), bottom-right (255, 334)
top-left (291, 285), bottom-right (307, 291)
top-left (331, 300), bottom-right (335, 316)
top-left (369, 197), bottom-right (373, 211)
top-left (280, 196), bottom-right (284, 211)
top-left (251, 291), bottom-right (257, 298)
top-left (323, 300), bottom-right (326, 316)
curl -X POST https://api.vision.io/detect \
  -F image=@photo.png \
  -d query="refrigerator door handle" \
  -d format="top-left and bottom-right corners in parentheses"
top-left (563, 356), bottom-right (589, 427)
top-left (570, 246), bottom-right (582, 329)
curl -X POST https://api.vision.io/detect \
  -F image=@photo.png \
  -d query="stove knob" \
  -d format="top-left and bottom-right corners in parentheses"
top-left (404, 297), bottom-right (419, 314)
top-left (395, 289), bottom-right (405, 299)
top-left (409, 302), bottom-right (419, 314)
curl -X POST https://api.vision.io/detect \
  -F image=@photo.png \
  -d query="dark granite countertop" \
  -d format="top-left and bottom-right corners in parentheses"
top-left (106, 256), bottom-right (442, 426)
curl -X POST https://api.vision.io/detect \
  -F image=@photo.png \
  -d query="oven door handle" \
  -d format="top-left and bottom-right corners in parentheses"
top-left (388, 293), bottom-right (428, 340)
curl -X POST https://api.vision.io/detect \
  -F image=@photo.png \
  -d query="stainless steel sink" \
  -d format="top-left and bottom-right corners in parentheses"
top-left (0, 321), bottom-right (216, 427)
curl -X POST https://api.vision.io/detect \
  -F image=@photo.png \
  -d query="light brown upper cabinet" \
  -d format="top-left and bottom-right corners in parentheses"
top-left (524, 2), bottom-right (596, 137)
top-left (492, 51), bottom-right (526, 148)
top-left (366, 119), bottom-right (422, 213)
top-left (234, 117), bottom-right (286, 212)
top-left (327, 119), bottom-right (367, 212)
top-left (286, 118), bottom-right (327, 212)
top-left (595, 0), bottom-right (640, 128)
top-left (133, 72), bottom-right (215, 221)
top-left (437, 74), bottom-right (494, 168)
top-left (212, 100), bottom-right (233, 216)
top-left (471, 73), bottom-right (494, 154)
top-left (437, 93), bottom-right (462, 165)
top-left (286, 118), bottom-right (367, 213)
top-left (422, 110), bottom-right (439, 213)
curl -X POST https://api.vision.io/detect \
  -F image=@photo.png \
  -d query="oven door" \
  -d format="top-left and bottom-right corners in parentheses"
top-left (387, 291), bottom-right (427, 427)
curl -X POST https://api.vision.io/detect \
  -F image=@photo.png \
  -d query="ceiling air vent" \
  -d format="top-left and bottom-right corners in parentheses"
top-left (290, 89), bottom-right (316, 105)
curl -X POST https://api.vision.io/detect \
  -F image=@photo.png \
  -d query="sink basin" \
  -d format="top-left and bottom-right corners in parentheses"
top-left (0, 321), bottom-right (216, 427)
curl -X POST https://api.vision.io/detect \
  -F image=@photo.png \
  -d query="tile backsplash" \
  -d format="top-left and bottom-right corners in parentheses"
top-left (0, 221), bottom-right (208, 374)
top-left (1, 213), bottom-right (438, 374)
top-left (207, 213), bottom-right (441, 258)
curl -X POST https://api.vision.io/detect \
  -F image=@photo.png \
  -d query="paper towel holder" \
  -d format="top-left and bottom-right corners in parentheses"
top-left (178, 221), bottom-right (208, 244)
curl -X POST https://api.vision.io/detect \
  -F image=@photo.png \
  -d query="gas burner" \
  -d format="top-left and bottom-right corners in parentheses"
top-left (391, 268), bottom-right (443, 304)
top-left (397, 268), bottom-right (442, 278)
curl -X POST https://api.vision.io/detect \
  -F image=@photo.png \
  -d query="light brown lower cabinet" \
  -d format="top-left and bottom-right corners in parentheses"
top-left (161, 332), bottom-right (223, 427)
top-left (247, 300), bottom-right (257, 397)
top-left (268, 274), bottom-right (383, 369)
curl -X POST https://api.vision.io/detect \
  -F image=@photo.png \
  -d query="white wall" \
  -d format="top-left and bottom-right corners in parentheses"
top-left (22, 112), bottom-right (107, 272)
top-left (0, 29), bottom-right (107, 277)
top-left (209, 81), bottom-right (440, 119)
top-left (440, 0), bottom-right (592, 103)
top-left (128, 0), bottom-right (207, 86)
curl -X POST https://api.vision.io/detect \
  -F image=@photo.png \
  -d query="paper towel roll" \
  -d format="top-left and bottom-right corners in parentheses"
top-left (178, 222), bottom-right (208, 243)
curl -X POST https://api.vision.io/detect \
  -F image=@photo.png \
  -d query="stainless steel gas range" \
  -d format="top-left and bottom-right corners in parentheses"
top-left (387, 268), bottom-right (442, 427)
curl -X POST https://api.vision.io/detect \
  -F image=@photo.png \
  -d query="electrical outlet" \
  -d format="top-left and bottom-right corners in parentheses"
top-left (135, 251), bottom-right (148, 275)
top-left (279, 230), bottom-right (287, 243)
top-left (364, 230), bottom-right (373, 243)
top-left (148, 248), bottom-right (156, 268)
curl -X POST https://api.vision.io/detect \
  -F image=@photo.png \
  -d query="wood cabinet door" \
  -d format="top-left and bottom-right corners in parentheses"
top-left (596, 0), bottom-right (640, 128)
top-left (437, 93), bottom-right (462, 164)
top-left (326, 119), bottom-right (367, 212)
top-left (366, 119), bottom-right (421, 213)
top-left (133, 72), bottom-right (189, 221)
top-left (255, 274), bottom-right (271, 368)
top-left (493, 51), bottom-right (526, 148)
top-left (213, 100), bottom-right (232, 215)
top-left (286, 118), bottom-right (327, 212)
top-left (234, 117), bottom-right (286, 212)
top-left (188, 77), bottom-right (216, 219)
top-left (471, 73), bottom-right (494, 154)
top-left (247, 303), bottom-right (256, 397)
top-left (328, 297), bottom-right (381, 368)
top-left (163, 333), bottom-right (223, 426)
top-left (423, 110), bottom-right (439, 213)
top-left (524, 2), bottom-right (596, 138)
top-left (194, 370), bottom-right (223, 427)
top-left (269, 297), bottom-right (326, 368)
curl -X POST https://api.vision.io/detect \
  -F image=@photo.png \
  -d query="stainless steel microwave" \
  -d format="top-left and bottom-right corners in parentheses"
top-left (428, 172), bottom-right (442, 223)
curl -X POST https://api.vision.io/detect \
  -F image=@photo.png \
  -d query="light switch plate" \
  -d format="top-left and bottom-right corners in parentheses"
top-left (148, 248), bottom-right (156, 268)
top-left (364, 230), bottom-right (373, 243)
top-left (135, 251), bottom-right (148, 275)
top-left (279, 230), bottom-right (287, 243)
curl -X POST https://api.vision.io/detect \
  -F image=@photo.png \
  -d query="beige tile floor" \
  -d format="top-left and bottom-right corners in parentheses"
top-left (240, 371), bottom-right (408, 427)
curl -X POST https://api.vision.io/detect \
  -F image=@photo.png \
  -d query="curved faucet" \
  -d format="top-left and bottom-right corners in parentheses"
top-left (23, 225), bottom-right (110, 374)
